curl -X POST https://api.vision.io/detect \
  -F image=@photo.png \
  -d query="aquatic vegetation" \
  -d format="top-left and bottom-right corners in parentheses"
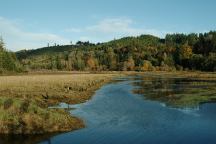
top-left (133, 73), bottom-right (216, 108)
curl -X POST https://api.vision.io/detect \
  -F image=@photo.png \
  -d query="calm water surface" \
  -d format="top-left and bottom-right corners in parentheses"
top-left (39, 76), bottom-right (216, 144)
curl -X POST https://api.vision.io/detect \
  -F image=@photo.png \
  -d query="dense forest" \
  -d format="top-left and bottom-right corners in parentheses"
top-left (0, 37), bottom-right (22, 74)
top-left (2, 31), bottom-right (216, 73)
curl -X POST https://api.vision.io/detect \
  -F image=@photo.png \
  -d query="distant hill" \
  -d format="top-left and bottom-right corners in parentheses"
top-left (16, 32), bottom-right (216, 72)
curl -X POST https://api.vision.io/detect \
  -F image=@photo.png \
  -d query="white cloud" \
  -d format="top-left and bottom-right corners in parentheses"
top-left (0, 17), bottom-right (170, 51)
top-left (86, 18), bottom-right (135, 34)
top-left (0, 17), bottom-right (69, 51)
top-left (66, 18), bottom-right (170, 43)
top-left (64, 28), bottom-right (82, 33)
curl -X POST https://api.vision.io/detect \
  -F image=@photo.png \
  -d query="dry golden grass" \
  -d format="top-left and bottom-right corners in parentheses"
top-left (0, 73), bottom-right (120, 134)
top-left (0, 74), bottom-right (119, 104)
top-left (0, 74), bottom-right (115, 91)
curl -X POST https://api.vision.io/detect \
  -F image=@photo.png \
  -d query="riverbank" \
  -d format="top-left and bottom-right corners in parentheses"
top-left (0, 73), bottom-right (120, 134)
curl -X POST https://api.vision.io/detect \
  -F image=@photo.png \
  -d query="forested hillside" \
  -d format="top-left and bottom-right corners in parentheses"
top-left (16, 31), bottom-right (216, 72)
top-left (0, 37), bottom-right (22, 73)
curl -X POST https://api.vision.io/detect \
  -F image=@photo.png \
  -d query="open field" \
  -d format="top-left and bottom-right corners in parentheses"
top-left (0, 73), bottom-right (120, 134)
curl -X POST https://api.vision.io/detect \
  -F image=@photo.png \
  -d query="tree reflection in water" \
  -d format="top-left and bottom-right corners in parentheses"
top-left (132, 76), bottom-right (216, 108)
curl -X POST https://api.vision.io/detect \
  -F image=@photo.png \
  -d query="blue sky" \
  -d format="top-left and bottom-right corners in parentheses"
top-left (0, 0), bottom-right (216, 51)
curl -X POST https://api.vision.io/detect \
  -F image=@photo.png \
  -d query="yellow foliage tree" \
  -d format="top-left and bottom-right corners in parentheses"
top-left (180, 44), bottom-right (193, 59)
top-left (127, 56), bottom-right (135, 71)
top-left (87, 57), bottom-right (96, 70)
top-left (141, 60), bottom-right (153, 71)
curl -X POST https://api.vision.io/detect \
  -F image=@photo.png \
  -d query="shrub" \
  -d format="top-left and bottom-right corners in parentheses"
top-left (19, 100), bottom-right (30, 113)
top-left (3, 99), bottom-right (13, 110)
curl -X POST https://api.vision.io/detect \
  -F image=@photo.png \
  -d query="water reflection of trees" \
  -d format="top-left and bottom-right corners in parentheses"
top-left (132, 76), bottom-right (216, 107)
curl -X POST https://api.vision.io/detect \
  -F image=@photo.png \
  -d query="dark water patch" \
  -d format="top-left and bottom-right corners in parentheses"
top-left (0, 133), bottom-right (58, 144)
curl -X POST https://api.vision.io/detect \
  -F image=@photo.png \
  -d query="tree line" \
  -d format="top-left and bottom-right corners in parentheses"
top-left (5, 31), bottom-right (216, 72)
top-left (0, 37), bottom-right (22, 73)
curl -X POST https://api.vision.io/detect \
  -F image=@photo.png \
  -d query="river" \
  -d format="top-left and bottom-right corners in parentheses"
top-left (38, 75), bottom-right (216, 144)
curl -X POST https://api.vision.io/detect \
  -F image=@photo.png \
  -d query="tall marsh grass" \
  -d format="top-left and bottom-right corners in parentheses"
top-left (0, 74), bottom-right (118, 134)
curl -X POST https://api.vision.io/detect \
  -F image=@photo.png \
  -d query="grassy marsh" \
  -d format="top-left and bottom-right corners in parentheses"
top-left (0, 73), bottom-right (119, 134)
top-left (0, 71), bottom-right (215, 134)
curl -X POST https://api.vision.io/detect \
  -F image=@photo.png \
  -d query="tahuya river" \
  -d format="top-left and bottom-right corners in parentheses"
top-left (38, 76), bottom-right (216, 144)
